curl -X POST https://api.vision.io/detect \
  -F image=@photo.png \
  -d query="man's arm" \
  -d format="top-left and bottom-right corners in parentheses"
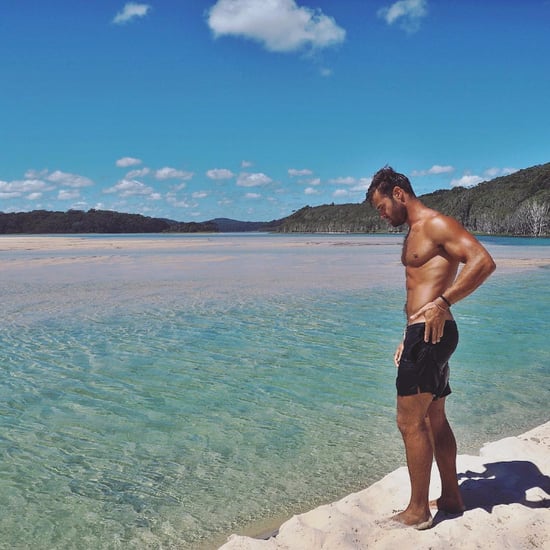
top-left (410, 215), bottom-right (496, 341)
top-left (431, 215), bottom-right (496, 305)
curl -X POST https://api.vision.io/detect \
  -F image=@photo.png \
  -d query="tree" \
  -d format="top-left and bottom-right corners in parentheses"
top-left (519, 199), bottom-right (550, 237)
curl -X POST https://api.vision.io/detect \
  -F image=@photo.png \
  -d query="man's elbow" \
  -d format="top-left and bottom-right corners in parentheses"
top-left (472, 250), bottom-right (496, 280)
top-left (484, 255), bottom-right (496, 277)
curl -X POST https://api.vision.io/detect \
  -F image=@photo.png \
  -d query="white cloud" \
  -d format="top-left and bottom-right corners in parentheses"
top-left (378, 0), bottom-right (428, 32)
top-left (3, 169), bottom-right (93, 196)
top-left (167, 194), bottom-right (197, 208)
top-left (58, 189), bottom-right (81, 200)
top-left (170, 200), bottom-right (193, 208)
top-left (245, 192), bottom-right (261, 199)
top-left (483, 167), bottom-right (518, 179)
top-left (207, 168), bottom-right (235, 180)
top-left (126, 167), bottom-right (151, 179)
top-left (351, 177), bottom-right (371, 192)
top-left (207, 0), bottom-right (346, 53)
top-left (411, 165), bottom-right (454, 177)
top-left (502, 167), bottom-right (518, 176)
top-left (46, 170), bottom-right (94, 188)
top-left (483, 167), bottom-right (500, 179)
top-left (333, 189), bottom-right (350, 198)
top-left (304, 186), bottom-right (319, 195)
top-left (288, 168), bottom-right (313, 177)
top-left (166, 191), bottom-right (197, 208)
top-left (24, 169), bottom-right (48, 179)
top-left (237, 172), bottom-right (272, 187)
top-left (113, 3), bottom-right (151, 25)
top-left (104, 179), bottom-right (156, 197)
top-left (429, 165), bottom-right (454, 175)
top-left (241, 160), bottom-right (253, 168)
top-left (116, 157), bottom-right (142, 167)
top-left (155, 167), bottom-right (194, 180)
top-left (192, 191), bottom-right (209, 199)
top-left (329, 176), bottom-right (356, 185)
top-left (0, 179), bottom-right (50, 196)
top-left (450, 174), bottom-right (484, 188)
top-left (450, 166), bottom-right (519, 188)
top-left (27, 192), bottom-right (43, 201)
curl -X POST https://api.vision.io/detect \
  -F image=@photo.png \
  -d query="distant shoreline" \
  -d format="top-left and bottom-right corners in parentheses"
top-left (1, 233), bottom-right (548, 261)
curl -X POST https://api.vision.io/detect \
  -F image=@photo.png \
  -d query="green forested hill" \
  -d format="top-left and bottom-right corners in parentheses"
top-left (0, 209), bottom-right (216, 234)
top-left (277, 162), bottom-right (550, 236)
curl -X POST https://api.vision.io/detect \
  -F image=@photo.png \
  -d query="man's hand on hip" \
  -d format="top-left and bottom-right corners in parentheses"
top-left (409, 302), bottom-right (448, 344)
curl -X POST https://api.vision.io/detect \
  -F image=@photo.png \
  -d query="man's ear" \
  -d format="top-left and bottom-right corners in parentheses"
top-left (392, 186), bottom-right (404, 202)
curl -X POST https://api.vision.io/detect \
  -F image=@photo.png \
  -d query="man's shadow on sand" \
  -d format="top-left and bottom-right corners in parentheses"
top-left (434, 460), bottom-right (550, 525)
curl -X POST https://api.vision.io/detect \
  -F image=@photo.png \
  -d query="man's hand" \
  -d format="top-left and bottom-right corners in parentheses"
top-left (409, 302), bottom-right (447, 343)
top-left (394, 341), bottom-right (404, 367)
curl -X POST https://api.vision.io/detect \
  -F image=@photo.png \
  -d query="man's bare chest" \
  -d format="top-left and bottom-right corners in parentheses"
top-left (401, 232), bottom-right (440, 267)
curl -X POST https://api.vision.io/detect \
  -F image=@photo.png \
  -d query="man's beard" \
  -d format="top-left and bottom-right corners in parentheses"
top-left (389, 201), bottom-right (407, 227)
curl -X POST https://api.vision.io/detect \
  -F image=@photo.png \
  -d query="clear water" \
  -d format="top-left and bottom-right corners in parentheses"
top-left (0, 234), bottom-right (548, 549)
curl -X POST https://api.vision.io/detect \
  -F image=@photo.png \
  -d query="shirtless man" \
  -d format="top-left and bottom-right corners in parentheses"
top-left (367, 166), bottom-right (496, 529)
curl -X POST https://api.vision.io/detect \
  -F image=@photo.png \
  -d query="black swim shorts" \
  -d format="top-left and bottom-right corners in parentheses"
top-left (397, 320), bottom-right (458, 399)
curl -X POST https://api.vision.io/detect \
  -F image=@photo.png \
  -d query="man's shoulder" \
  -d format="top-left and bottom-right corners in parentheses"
top-left (423, 210), bottom-right (462, 232)
top-left (420, 211), bottom-right (469, 247)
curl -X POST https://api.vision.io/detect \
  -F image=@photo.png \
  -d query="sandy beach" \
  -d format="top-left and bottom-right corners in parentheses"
top-left (0, 234), bottom-right (548, 274)
top-left (220, 421), bottom-right (550, 549)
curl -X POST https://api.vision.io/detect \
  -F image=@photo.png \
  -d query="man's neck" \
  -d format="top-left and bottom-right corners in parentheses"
top-left (404, 197), bottom-right (425, 227)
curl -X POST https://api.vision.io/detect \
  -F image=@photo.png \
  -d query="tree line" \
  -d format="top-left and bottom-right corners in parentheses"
top-left (0, 209), bottom-right (216, 234)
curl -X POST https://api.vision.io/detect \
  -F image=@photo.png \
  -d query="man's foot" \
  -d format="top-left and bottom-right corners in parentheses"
top-left (389, 510), bottom-right (433, 530)
top-left (429, 496), bottom-right (465, 514)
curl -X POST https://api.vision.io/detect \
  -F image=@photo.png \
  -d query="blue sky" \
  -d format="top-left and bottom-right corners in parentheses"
top-left (1, 0), bottom-right (549, 222)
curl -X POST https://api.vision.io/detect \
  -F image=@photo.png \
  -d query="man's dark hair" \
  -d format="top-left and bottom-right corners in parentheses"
top-left (366, 166), bottom-right (416, 204)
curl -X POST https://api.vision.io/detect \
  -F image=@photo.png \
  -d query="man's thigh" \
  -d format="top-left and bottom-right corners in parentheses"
top-left (397, 392), bottom-right (434, 425)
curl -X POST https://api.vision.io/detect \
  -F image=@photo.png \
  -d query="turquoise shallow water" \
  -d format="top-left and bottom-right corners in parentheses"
top-left (0, 235), bottom-right (548, 549)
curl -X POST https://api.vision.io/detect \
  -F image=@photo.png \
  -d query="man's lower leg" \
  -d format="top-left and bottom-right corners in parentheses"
top-left (428, 403), bottom-right (465, 513)
top-left (393, 394), bottom-right (435, 527)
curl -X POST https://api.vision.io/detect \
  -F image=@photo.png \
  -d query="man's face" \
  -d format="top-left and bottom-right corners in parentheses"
top-left (372, 189), bottom-right (407, 227)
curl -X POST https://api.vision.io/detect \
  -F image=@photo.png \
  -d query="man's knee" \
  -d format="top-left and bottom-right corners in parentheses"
top-left (396, 411), bottom-right (429, 437)
top-left (428, 400), bottom-right (449, 430)
top-left (396, 394), bottom-right (433, 435)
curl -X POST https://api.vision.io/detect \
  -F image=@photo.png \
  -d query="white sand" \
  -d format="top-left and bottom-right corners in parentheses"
top-left (0, 235), bottom-right (547, 287)
top-left (220, 422), bottom-right (550, 549)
